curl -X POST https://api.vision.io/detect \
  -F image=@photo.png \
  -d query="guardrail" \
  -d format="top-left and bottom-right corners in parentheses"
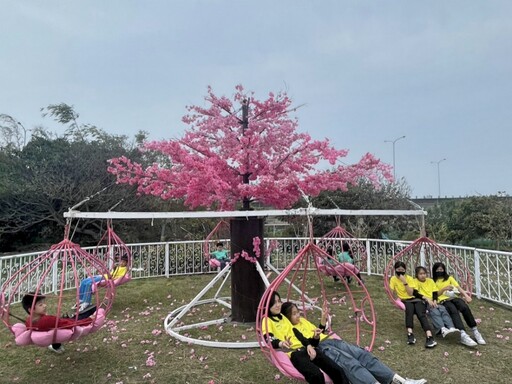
top-left (1, 238), bottom-right (511, 308)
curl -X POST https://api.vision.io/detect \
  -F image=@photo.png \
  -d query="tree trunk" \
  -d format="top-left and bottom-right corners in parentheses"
top-left (230, 217), bottom-right (265, 322)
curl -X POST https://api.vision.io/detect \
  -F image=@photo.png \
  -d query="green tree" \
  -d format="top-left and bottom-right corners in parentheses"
top-left (0, 106), bottom-right (163, 251)
top-left (311, 179), bottom-right (419, 238)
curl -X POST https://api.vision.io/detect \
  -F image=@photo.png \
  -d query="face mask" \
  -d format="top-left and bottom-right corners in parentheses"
top-left (434, 271), bottom-right (444, 278)
top-left (395, 271), bottom-right (405, 276)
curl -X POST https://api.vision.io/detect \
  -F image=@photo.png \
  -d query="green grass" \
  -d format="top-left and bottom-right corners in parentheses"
top-left (1, 274), bottom-right (511, 384)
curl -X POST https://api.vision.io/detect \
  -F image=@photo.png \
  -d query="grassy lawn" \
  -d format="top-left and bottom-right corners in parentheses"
top-left (1, 273), bottom-right (511, 384)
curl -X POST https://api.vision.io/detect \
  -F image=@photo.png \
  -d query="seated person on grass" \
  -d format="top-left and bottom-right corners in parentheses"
top-left (432, 262), bottom-right (486, 347)
top-left (413, 266), bottom-right (459, 339)
top-left (389, 261), bottom-right (437, 348)
top-left (74, 254), bottom-right (129, 311)
top-left (22, 292), bottom-right (96, 354)
top-left (281, 301), bottom-right (428, 384)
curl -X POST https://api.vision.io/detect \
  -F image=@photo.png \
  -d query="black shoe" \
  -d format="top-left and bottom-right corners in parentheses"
top-left (407, 333), bottom-right (416, 345)
top-left (425, 336), bottom-right (437, 348)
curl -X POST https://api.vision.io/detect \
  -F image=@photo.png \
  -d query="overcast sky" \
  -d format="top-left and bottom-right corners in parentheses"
top-left (2, 1), bottom-right (511, 198)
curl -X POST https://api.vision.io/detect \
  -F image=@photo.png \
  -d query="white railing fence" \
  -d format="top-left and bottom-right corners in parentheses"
top-left (1, 238), bottom-right (511, 308)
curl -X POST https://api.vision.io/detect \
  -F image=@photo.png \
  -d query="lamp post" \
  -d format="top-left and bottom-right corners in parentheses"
top-left (384, 135), bottom-right (406, 180)
top-left (431, 158), bottom-right (447, 199)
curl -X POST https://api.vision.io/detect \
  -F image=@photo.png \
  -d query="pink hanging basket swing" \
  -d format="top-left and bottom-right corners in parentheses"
top-left (0, 225), bottom-right (113, 347)
top-left (256, 240), bottom-right (376, 383)
top-left (317, 220), bottom-right (368, 272)
top-left (383, 236), bottom-right (473, 310)
top-left (203, 220), bottom-right (231, 270)
top-left (92, 220), bottom-right (132, 293)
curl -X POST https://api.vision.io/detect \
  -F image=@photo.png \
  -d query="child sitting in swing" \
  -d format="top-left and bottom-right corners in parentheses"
top-left (281, 301), bottom-right (428, 384)
top-left (22, 293), bottom-right (96, 354)
top-left (210, 242), bottom-right (230, 270)
top-left (73, 254), bottom-right (129, 311)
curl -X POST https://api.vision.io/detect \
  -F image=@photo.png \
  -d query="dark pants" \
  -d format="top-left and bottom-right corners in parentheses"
top-left (442, 298), bottom-right (476, 330)
top-left (403, 299), bottom-right (432, 332)
top-left (290, 348), bottom-right (349, 384)
top-left (52, 306), bottom-right (97, 350)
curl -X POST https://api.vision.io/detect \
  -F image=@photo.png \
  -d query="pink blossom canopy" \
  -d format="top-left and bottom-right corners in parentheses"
top-left (108, 85), bottom-right (392, 210)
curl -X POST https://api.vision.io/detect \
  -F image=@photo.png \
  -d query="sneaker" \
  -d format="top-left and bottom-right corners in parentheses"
top-left (404, 379), bottom-right (427, 384)
top-left (425, 336), bottom-right (437, 348)
top-left (460, 333), bottom-right (478, 347)
top-left (78, 302), bottom-right (90, 312)
top-left (48, 345), bottom-right (64, 354)
top-left (440, 327), bottom-right (449, 338)
top-left (448, 327), bottom-right (460, 334)
top-left (407, 333), bottom-right (416, 345)
top-left (473, 330), bottom-right (486, 345)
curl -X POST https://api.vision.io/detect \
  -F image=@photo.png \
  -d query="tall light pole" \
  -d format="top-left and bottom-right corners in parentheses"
top-left (384, 135), bottom-right (406, 180)
top-left (431, 158), bottom-right (447, 198)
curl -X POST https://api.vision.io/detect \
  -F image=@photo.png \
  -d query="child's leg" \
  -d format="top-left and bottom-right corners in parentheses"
top-left (438, 305), bottom-right (456, 329)
top-left (290, 349), bottom-right (327, 384)
top-left (452, 298), bottom-right (477, 328)
top-left (311, 349), bottom-right (349, 384)
top-left (442, 301), bottom-right (465, 330)
top-left (319, 340), bottom-right (394, 384)
top-left (403, 301), bottom-right (416, 332)
top-left (413, 301), bottom-right (432, 335)
top-left (81, 275), bottom-right (103, 304)
top-left (426, 305), bottom-right (444, 334)
top-left (79, 277), bottom-right (93, 302)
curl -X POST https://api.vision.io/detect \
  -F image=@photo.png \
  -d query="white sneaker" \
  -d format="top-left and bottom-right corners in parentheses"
top-left (441, 327), bottom-right (449, 338)
top-left (460, 333), bottom-right (478, 347)
top-left (404, 379), bottom-right (427, 384)
top-left (448, 327), bottom-right (460, 334)
top-left (473, 330), bottom-right (486, 345)
top-left (78, 302), bottom-right (90, 312)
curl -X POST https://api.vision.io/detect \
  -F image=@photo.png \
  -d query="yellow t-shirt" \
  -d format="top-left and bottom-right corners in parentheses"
top-left (293, 317), bottom-right (329, 343)
top-left (414, 278), bottom-right (438, 300)
top-left (389, 275), bottom-right (416, 300)
top-left (103, 265), bottom-right (128, 280)
top-left (261, 315), bottom-right (302, 355)
top-left (434, 276), bottom-right (460, 302)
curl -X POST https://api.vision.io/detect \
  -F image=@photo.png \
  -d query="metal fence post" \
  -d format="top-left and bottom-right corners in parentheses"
top-left (366, 239), bottom-right (371, 276)
top-left (165, 243), bottom-right (170, 278)
top-left (474, 249), bottom-right (481, 299)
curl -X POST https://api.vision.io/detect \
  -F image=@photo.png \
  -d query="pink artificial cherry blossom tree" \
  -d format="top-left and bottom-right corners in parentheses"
top-left (108, 85), bottom-right (392, 321)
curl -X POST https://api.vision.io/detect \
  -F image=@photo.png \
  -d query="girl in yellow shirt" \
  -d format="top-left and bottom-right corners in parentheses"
top-left (389, 261), bottom-right (436, 348)
top-left (432, 262), bottom-right (486, 346)
top-left (281, 301), bottom-right (428, 384)
top-left (413, 266), bottom-right (459, 338)
top-left (261, 292), bottom-right (348, 384)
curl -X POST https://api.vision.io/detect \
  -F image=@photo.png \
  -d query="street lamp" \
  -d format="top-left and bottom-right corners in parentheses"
top-left (431, 158), bottom-right (447, 198)
top-left (384, 135), bottom-right (406, 180)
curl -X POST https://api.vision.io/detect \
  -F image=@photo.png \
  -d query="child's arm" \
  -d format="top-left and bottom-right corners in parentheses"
top-left (457, 286), bottom-right (472, 303)
top-left (292, 327), bottom-right (319, 347)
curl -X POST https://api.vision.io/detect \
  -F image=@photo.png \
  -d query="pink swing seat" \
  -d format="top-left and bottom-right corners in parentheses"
top-left (257, 241), bottom-right (376, 383)
top-left (11, 308), bottom-right (107, 346)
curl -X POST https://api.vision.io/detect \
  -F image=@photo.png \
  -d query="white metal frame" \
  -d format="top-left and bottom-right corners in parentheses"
top-left (64, 208), bottom-right (426, 220)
